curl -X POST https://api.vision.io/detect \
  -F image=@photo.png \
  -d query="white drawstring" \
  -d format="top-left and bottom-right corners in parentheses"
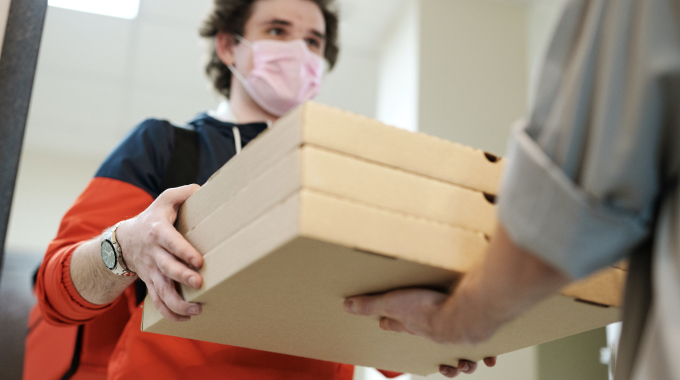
top-left (232, 126), bottom-right (242, 155)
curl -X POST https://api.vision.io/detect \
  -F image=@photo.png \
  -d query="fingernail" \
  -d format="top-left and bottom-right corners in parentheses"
top-left (461, 363), bottom-right (470, 372)
top-left (440, 367), bottom-right (450, 376)
top-left (344, 300), bottom-right (356, 314)
top-left (191, 258), bottom-right (199, 268)
top-left (188, 305), bottom-right (201, 315)
top-left (189, 276), bottom-right (197, 288)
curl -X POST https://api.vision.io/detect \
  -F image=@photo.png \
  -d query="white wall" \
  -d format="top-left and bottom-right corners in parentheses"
top-left (418, 0), bottom-right (528, 156)
top-left (526, 0), bottom-right (567, 106)
top-left (315, 48), bottom-right (379, 118)
top-left (0, 0), bottom-right (11, 58)
top-left (375, 0), bottom-right (420, 132)
top-left (6, 150), bottom-right (102, 255)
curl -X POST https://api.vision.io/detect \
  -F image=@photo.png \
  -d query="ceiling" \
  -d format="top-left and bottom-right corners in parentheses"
top-left (23, 0), bottom-right (407, 159)
top-left (22, 0), bottom-right (530, 159)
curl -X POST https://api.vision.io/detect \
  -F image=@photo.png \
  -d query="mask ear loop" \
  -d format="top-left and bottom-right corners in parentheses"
top-left (234, 34), bottom-right (252, 48)
top-left (221, 34), bottom-right (251, 86)
top-left (221, 34), bottom-right (273, 126)
top-left (227, 63), bottom-right (247, 84)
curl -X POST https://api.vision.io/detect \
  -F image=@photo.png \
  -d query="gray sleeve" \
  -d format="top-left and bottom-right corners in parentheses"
top-left (497, 0), bottom-right (680, 279)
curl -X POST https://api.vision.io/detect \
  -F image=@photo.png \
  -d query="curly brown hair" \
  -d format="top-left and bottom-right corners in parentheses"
top-left (200, 0), bottom-right (339, 98)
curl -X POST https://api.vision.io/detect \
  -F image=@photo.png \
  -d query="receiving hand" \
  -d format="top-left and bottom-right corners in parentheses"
top-left (344, 288), bottom-right (497, 378)
top-left (116, 184), bottom-right (204, 322)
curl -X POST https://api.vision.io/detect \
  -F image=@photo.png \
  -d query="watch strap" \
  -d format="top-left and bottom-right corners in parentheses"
top-left (109, 222), bottom-right (137, 277)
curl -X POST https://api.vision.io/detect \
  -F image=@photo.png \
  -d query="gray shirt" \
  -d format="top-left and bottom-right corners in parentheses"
top-left (496, 0), bottom-right (680, 378)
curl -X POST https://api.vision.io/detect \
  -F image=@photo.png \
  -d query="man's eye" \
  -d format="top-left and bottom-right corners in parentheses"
top-left (268, 28), bottom-right (283, 36)
top-left (306, 38), bottom-right (320, 48)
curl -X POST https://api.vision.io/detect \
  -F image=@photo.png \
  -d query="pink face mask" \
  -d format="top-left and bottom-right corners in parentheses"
top-left (228, 36), bottom-right (325, 117)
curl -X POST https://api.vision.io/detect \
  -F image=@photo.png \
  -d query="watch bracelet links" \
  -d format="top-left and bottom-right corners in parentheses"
top-left (111, 221), bottom-right (137, 277)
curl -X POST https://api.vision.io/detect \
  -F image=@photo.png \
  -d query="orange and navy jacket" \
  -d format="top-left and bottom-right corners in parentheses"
top-left (26, 114), bottom-right (402, 380)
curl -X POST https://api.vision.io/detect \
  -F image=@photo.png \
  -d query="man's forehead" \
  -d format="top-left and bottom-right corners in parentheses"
top-left (248, 0), bottom-right (325, 33)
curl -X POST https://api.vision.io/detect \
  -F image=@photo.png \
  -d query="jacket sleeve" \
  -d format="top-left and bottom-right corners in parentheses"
top-left (497, 0), bottom-right (680, 279)
top-left (35, 177), bottom-right (154, 325)
top-left (35, 119), bottom-right (175, 325)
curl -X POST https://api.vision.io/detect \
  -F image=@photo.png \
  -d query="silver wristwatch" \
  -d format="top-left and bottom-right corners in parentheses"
top-left (100, 222), bottom-right (137, 276)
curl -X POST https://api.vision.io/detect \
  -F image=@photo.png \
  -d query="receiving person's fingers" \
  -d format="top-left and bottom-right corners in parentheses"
top-left (151, 272), bottom-right (201, 317)
top-left (457, 360), bottom-right (477, 374)
top-left (154, 248), bottom-right (202, 289)
top-left (146, 281), bottom-right (189, 322)
top-left (344, 295), bottom-right (389, 317)
top-left (439, 365), bottom-right (460, 378)
top-left (153, 222), bottom-right (203, 269)
top-left (378, 317), bottom-right (409, 333)
top-left (483, 357), bottom-right (497, 367)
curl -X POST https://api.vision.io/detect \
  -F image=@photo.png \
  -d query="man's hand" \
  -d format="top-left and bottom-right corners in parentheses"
top-left (345, 289), bottom-right (461, 342)
top-left (343, 225), bottom-right (571, 378)
top-left (344, 288), bottom-right (497, 378)
top-left (116, 184), bottom-right (204, 322)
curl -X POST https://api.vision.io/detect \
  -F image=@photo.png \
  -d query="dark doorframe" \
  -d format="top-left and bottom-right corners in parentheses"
top-left (0, 0), bottom-right (48, 285)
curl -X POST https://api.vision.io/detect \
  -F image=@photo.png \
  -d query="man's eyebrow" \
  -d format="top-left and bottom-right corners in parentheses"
top-left (310, 29), bottom-right (326, 40)
top-left (263, 18), bottom-right (326, 40)
top-left (265, 18), bottom-right (292, 27)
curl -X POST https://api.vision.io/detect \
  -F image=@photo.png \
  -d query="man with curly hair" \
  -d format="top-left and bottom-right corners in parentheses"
top-left (25, 1), bottom-right (380, 379)
top-left (26, 0), bottom-right (499, 377)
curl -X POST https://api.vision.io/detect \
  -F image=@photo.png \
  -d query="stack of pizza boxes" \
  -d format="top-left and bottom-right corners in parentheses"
top-left (141, 102), bottom-right (625, 376)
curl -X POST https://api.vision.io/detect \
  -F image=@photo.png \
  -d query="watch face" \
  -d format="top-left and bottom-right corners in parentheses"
top-left (101, 240), bottom-right (117, 270)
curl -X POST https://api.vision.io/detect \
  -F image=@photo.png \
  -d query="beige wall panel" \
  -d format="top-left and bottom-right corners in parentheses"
top-left (418, 0), bottom-right (528, 156)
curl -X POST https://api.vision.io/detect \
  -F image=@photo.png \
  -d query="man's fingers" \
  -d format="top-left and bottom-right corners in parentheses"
top-left (146, 281), bottom-right (189, 322)
top-left (154, 248), bottom-right (202, 289)
top-left (378, 317), bottom-right (409, 333)
top-left (153, 222), bottom-right (203, 269)
top-left (483, 357), bottom-right (497, 367)
top-left (156, 184), bottom-right (200, 211)
top-left (439, 365), bottom-right (460, 378)
top-left (152, 272), bottom-right (202, 318)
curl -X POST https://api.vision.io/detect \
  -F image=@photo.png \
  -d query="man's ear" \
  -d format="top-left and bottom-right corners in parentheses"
top-left (216, 32), bottom-right (236, 66)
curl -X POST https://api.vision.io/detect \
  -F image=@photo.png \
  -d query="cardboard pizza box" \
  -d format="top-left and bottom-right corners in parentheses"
top-left (142, 188), bottom-right (624, 375)
top-left (176, 101), bottom-right (505, 235)
top-left (180, 145), bottom-right (497, 257)
top-left (141, 102), bottom-right (624, 375)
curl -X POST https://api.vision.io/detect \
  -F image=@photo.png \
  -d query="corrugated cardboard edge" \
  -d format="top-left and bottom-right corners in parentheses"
top-left (184, 150), bottom-right (302, 254)
top-left (302, 102), bottom-right (505, 195)
top-left (176, 107), bottom-right (304, 233)
top-left (184, 146), bottom-right (498, 256)
top-left (561, 266), bottom-right (627, 307)
top-left (298, 189), bottom-right (489, 273)
top-left (612, 259), bottom-right (629, 271)
top-left (302, 146), bottom-right (497, 236)
top-left (177, 101), bottom-right (506, 234)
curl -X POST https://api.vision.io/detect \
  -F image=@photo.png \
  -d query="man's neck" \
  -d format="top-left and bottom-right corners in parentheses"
top-left (229, 84), bottom-right (278, 124)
